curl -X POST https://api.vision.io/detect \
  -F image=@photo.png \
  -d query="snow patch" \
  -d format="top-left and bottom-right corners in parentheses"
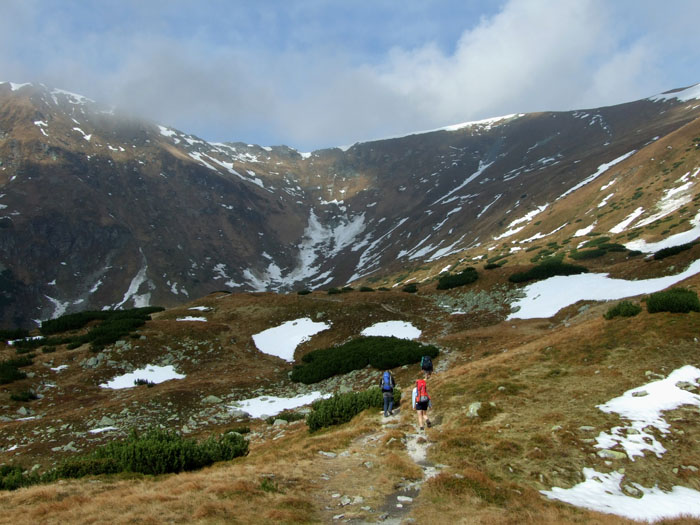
top-left (252, 317), bottom-right (331, 362)
top-left (100, 365), bottom-right (185, 389)
top-left (360, 321), bottom-right (421, 340)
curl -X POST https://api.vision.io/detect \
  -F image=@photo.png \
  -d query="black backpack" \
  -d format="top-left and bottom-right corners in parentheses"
top-left (421, 355), bottom-right (433, 372)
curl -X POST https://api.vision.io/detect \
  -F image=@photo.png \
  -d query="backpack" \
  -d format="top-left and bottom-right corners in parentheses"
top-left (415, 379), bottom-right (429, 403)
top-left (421, 355), bottom-right (433, 372)
top-left (381, 371), bottom-right (393, 391)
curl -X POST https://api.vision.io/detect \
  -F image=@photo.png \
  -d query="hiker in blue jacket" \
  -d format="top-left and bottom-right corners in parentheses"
top-left (380, 370), bottom-right (396, 417)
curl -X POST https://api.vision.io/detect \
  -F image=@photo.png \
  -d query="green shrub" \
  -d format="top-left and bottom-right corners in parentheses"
top-left (509, 258), bottom-right (588, 284)
top-left (647, 288), bottom-right (700, 314)
top-left (51, 429), bottom-right (249, 478)
top-left (359, 286), bottom-right (375, 292)
top-left (342, 286), bottom-right (354, 293)
top-left (0, 465), bottom-right (39, 491)
top-left (266, 410), bottom-right (306, 425)
top-left (484, 263), bottom-right (502, 270)
top-left (0, 329), bottom-right (29, 341)
top-left (0, 356), bottom-right (33, 385)
top-left (437, 267), bottom-right (478, 290)
top-left (653, 242), bottom-right (695, 260)
top-left (581, 236), bottom-right (610, 248)
top-left (604, 301), bottom-right (642, 320)
top-left (327, 288), bottom-right (341, 295)
top-left (569, 248), bottom-right (606, 260)
top-left (306, 387), bottom-right (402, 432)
top-left (291, 336), bottom-right (439, 384)
top-left (297, 289), bottom-right (312, 295)
top-left (41, 346), bottom-right (57, 354)
top-left (40, 307), bottom-right (163, 336)
top-left (10, 390), bottom-right (38, 402)
top-left (402, 283), bottom-right (418, 293)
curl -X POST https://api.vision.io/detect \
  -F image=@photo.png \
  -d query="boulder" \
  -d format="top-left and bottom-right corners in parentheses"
top-left (466, 402), bottom-right (482, 418)
top-left (202, 395), bottom-right (222, 404)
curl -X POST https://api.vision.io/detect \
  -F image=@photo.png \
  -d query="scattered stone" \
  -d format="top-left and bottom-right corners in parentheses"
top-left (332, 514), bottom-right (344, 520)
top-left (466, 401), bottom-right (482, 418)
top-left (340, 496), bottom-right (352, 506)
top-left (332, 493), bottom-right (341, 498)
top-left (319, 451), bottom-right (337, 458)
top-left (621, 483), bottom-right (643, 498)
top-left (339, 450), bottom-right (350, 457)
top-left (682, 465), bottom-right (699, 472)
top-left (361, 506), bottom-right (371, 511)
top-left (551, 425), bottom-right (562, 432)
top-left (99, 416), bottom-right (115, 427)
top-left (675, 381), bottom-right (696, 392)
top-left (202, 395), bottom-right (222, 404)
top-left (273, 419), bottom-right (288, 426)
top-left (597, 449), bottom-right (627, 460)
top-left (17, 407), bottom-right (29, 416)
top-left (353, 496), bottom-right (364, 505)
top-left (578, 426), bottom-right (595, 432)
top-left (397, 495), bottom-right (413, 503)
top-left (631, 390), bottom-right (649, 398)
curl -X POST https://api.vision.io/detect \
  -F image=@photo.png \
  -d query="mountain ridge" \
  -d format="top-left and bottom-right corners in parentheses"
top-left (1, 81), bottom-right (700, 328)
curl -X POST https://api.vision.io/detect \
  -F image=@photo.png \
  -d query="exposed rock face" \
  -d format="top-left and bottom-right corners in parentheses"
top-left (1, 81), bottom-right (699, 327)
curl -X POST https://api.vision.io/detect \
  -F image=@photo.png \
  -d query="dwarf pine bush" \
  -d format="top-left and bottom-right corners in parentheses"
top-left (290, 336), bottom-right (439, 384)
top-left (306, 387), bottom-right (402, 432)
top-left (49, 429), bottom-right (249, 480)
top-left (653, 242), bottom-right (695, 260)
top-left (509, 258), bottom-right (588, 283)
top-left (437, 267), bottom-right (478, 290)
top-left (604, 301), bottom-right (642, 320)
top-left (646, 288), bottom-right (700, 313)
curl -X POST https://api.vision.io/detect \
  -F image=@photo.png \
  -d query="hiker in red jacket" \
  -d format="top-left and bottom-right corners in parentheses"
top-left (414, 377), bottom-right (432, 431)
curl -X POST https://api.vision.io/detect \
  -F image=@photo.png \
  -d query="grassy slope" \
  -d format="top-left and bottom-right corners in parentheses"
top-left (1, 274), bottom-right (699, 523)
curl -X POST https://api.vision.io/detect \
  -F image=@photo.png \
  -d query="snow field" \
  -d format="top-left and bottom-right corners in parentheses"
top-left (100, 365), bottom-right (185, 389)
top-left (542, 366), bottom-right (700, 521)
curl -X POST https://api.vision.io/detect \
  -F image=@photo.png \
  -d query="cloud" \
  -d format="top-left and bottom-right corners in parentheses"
top-left (1, 0), bottom-right (699, 150)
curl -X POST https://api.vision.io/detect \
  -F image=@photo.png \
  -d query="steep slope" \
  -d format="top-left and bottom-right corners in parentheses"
top-left (1, 81), bottom-right (700, 328)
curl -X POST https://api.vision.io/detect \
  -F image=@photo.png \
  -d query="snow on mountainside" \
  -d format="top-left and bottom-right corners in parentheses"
top-left (1, 80), bottom-right (700, 327)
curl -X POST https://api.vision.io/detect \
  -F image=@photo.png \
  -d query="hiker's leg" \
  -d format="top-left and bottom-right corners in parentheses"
top-left (383, 395), bottom-right (390, 416)
top-left (388, 395), bottom-right (394, 415)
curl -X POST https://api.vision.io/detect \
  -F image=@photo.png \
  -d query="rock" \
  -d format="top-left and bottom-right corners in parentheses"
top-left (99, 416), bottom-right (115, 427)
top-left (551, 425), bottom-right (562, 432)
top-left (230, 409), bottom-right (248, 418)
top-left (682, 465), bottom-right (699, 472)
top-left (466, 402), bottom-right (482, 418)
top-left (631, 390), bottom-right (649, 397)
top-left (17, 406), bottom-right (29, 416)
top-left (340, 496), bottom-right (351, 506)
top-left (578, 426), bottom-right (595, 432)
top-left (353, 496), bottom-right (364, 505)
top-left (338, 384), bottom-right (352, 394)
top-left (675, 381), bottom-right (696, 392)
top-left (26, 372), bottom-right (35, 378)
top-left (202, 395), bottom-right (222, 404)
top-left (332, 515), bottom-right (344, 521)
top-left (397, 496), bottom-right (413, 503)
top-left (597, 449), bottom-right (627, 460)
top-left (621, 484), bottom-right (643, 498)
top-left (86, 357), bottom-right (98, 368)
top-left (361, 506), bottom-right (371, 511)
top-left (319, 451), bottom-right (337, 458)
top-left (273, 419), bottom-right (288, 426)
top-left (364, 461), bottom-right (374, 468)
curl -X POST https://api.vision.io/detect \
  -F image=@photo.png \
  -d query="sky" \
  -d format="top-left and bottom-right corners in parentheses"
top-left (2, 0), bottom-right (699, 151)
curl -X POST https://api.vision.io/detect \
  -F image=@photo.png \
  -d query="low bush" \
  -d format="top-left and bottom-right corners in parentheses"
top-left (402, 283), bottom-right (418, 293)
top-left (0, 356), bottom-right (33, 385)
top-left (569, 248), bottom-right (606, 260)
top-left (306, 387), bottom-right (402, 432)
top-left (437, 267), bottom-right (478, 290)
top-left (509, 258), bottom-right (588, 284)
top-left (653, 242), bottom-right (695, 260)
top-left (297, 289), bottom-right (312, 295)
top-left (359, 286), bottom-right (375, 292)
top-left (10, 390), bottom-right (38, 402)
top-left (327, 288), bottom-right (341, 295)
top-left (291, 336), bottom-right (439, 385)
top-left (0, 465), bottom-right (39, 491)
top-left (484, 263), bottom-right (501, 270)
top-left (604, 301), bottom-right (642, 320)
top-left (0, 329), bottom-right (29, 341)
top-left (40, 306), bottom-right (163, 335)
top-left (50, 429), bottom-right (249, 479)
top-left (647, 288), bottom-right (700, 314)
top-left (266, 410), bottom-right (306, 425)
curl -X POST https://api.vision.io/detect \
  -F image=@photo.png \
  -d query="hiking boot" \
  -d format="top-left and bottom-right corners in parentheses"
top-left (426, 420), bottom-right (432, 428)
top-left (419, 426), bottom-right (424, 431)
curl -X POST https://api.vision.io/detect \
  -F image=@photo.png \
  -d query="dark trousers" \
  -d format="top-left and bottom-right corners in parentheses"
top-left (383, 391), bottom-right (394, 415)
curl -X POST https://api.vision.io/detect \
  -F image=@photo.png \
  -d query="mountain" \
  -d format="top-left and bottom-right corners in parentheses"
top-left (1, 81), bottom-right (700, 329)
top-left (1, 81), bottom-right (700, 522)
